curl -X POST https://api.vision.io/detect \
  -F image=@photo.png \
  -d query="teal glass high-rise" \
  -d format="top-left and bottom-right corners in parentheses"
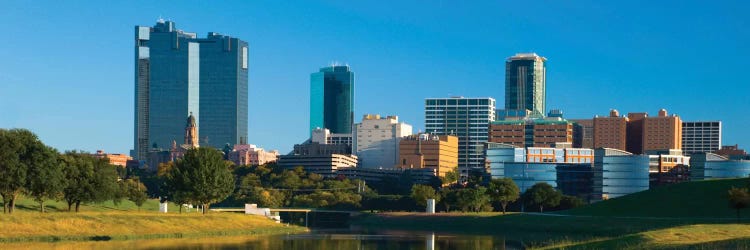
top-left (505, 53), bottom-right (546, 117)
top-left (310, 65), bottom-right (355, 135)
top-left (134, 20), bottom-right (248, 160)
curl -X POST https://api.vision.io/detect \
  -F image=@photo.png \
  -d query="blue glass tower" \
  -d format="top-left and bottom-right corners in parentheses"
top-left (197, 33), bottom-right (249, 149)
top-left (310, 65), bottom-right (355, 135)
top-left (134, 20), bottom-right (248, 160)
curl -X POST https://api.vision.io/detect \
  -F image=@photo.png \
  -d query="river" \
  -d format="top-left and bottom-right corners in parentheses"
top-left (5, 229), bottom-right (525, 250)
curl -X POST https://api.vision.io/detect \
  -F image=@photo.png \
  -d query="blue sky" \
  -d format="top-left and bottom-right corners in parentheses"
top-left (0, 1), bottom-right (748, 154)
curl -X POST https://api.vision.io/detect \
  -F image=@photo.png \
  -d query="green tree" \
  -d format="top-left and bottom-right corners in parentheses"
top-left (439, 188), bottom-right (459, 212)
top-left (410, 184), bottom-right (440, 209)
top-left (125, 179), bottom-right (149, 210)
top-left (167, 147), bottom-right (234, 214)
top-left (456, 187), bottom-right (490, 212)
top-left (61, 152), bottom-right (121, 212)
top-left (487, 178), bottom-right (520, 214)
top-left (557, 195), bottom-right (585, 210)
top-left (440, 168), bottom-right (459, 186)
top-left (0, 129), bottom-right (38, 214)
top-left (728, 187), bottom-right (750, 223)
top-left (525, 182), bottom-right (562, 213)
top-left (25, 144), bottom-right (65, 213)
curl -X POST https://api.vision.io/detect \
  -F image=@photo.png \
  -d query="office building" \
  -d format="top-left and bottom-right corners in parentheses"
top-left (228, 144), bottom-right (279, 166)
top-left (485, 143), bottom-right (596, 200)
top-left (570, 119), bottom-right (594, 148)
top-left (312, 127), bottom-right (352, 148)
top-left (277, 154), bottom-right (358, 177)
top-left (647, 149), bottom-right (690, 173)
top-left (593, 148), bottom-right (650, 200)
top-left (486, 145), bottom-right (648, 201)
top-left (681, 121), bottom-right (721, 155)
top-left (353, 114), bottom-right (412, 168)
top-left (690, 153), bottom-right (750, 180)
top-left (425, 97), bottom-right (496, 176)
top-left (93, 150), bottom-right (133, 167)
top-left (505, 53), bottom-right (547, 116)
top-left (310, 65), bottom-right (355, 135)
top-left (399, 133), bottom-right (459, 177)
top-left (715, 144), bottom-right (749, 160)
top-left (488, 118), bottom-right (573, 148)
top-left (593, 110), bottom-right (628, 151)
top-left (134, 19), bottom-right (248, 159)
top-left (642, 109), bottom-right (682, 153)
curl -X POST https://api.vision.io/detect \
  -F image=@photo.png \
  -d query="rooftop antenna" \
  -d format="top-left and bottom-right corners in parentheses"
top-left (157, 15), bottom-right (165, 23)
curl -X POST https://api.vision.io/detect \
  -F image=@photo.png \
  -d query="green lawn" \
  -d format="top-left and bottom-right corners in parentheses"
top-left (353, 178), bottom-right (750, 249)
top-left (8, 195), bottom-right (182, 213)
top-left (563, 178), bottom-right (749, 218)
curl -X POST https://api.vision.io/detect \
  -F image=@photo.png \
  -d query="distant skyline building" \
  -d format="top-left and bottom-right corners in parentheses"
top-left (570, 119), bottom-right (594, 148)
top-left (227, 144), bottom-right (279, 166)
top-left (134, 19), bottom-right (248, 159)
top-left (488, 118), bottom-right (573, 148)
top-left (425, 97), bottom-right (496, 176)
top-left (310, 65), bottom-right (355, 135)
top-left (593, 110), bottom-right (628, 151)
top-left (682, 121), bottom-right (722, 155)
top-left (353, 114), bottom-right (412, 168)
top-left (505, 53), bottom-right (547, 116)
top-left (642, 109), bottom-right (682, 153)
top-left (399, 133), bottom-right (459, 177)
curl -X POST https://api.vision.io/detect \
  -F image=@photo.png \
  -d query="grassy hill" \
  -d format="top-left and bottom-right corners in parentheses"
top-left (563, 178), bottom-right (749, 218)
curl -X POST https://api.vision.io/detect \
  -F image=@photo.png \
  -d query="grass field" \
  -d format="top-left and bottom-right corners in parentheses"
top-left (0, 211), bottom-right (306, 242)
top-left (0, 196), bottom-right (305, 243)
top-left (352, 178), bottom-right (750, 249)
top-left (8, 195), bottom-right (182, 213)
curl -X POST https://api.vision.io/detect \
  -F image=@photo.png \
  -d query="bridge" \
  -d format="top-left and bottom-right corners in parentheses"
top-left (210, 207), bottom-right (360, 215)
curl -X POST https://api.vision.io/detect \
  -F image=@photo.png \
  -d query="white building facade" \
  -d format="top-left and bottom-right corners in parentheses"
top-left (353, 114), bottom-right (413, 168)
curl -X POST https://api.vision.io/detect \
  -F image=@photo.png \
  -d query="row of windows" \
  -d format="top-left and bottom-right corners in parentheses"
top-left (425, 99), bottom-right (494, 106)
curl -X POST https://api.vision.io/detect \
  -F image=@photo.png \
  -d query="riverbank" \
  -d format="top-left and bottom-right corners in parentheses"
top-left (0, 211), bottom-right (306, 243)
top-left (351, 212), bottom-right (750, 249)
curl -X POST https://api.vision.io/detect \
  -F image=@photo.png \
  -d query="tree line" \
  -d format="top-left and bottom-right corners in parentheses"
top-left (0, 129), bottom-right (148, 214)
top-left (0, 128), bottom-right (584, 215)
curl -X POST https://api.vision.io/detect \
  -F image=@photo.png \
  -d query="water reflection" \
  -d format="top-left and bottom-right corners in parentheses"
top-left (5, 230), bottom-right (525, 250)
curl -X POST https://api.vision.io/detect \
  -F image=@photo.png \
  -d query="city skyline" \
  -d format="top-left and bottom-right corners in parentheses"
top-left (1, 1), bottom-right (748, 155)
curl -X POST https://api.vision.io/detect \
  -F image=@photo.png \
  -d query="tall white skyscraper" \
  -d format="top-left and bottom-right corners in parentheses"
top-left (353, 114), bottom-right (413, 168)
top-left (425, 97), bottom-right (496, 177)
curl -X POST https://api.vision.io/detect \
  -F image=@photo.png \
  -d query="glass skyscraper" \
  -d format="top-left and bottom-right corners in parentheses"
top-left (134, 20), bottom-right (248, 160)
top-left (425, 97), bottom-right (495, 177)
top-left (505, 53), bottom-right (546, 116)
top-left (310, 65), bottom-right (355, 135)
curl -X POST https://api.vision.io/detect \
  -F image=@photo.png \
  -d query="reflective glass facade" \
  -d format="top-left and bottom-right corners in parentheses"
top-left (505, 53), bottom-right (546, 116)
top-left (310, 66), bottom-right (355, 135)
top-left (198, 33), bottom-right (249, 149)
top-left (134, 21), bottom-right (248, 159)
top-left (487, 146), bottom-right (646, 201)
top-left (690, 153), bottom-right (750, 180)
top-left (504, 163), bottom-right (558, 192)
top-left (593, 149), bottom-right (650, 200)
